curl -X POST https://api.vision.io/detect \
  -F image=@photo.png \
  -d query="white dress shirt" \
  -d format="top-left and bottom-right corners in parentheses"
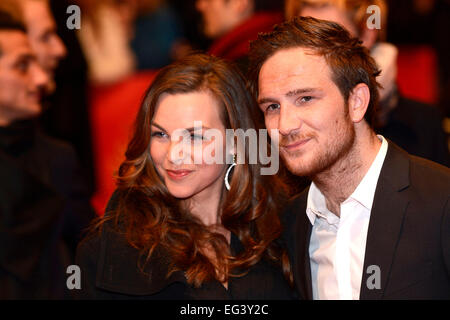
top-left (307, 135), bottom-right (388, 300)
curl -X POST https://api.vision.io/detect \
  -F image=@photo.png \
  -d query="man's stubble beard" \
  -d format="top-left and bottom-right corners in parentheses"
top-left (280, 111), bottom-right (356, 178)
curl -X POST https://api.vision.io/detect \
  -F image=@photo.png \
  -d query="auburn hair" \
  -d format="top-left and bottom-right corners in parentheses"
top-left (248, 16), bottom-right (381, 127)
top-left (91, 53), bottom-right (292, 288)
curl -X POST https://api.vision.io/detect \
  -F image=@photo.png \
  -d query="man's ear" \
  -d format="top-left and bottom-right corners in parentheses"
top-left (348, 83), bottom-right (370, 123)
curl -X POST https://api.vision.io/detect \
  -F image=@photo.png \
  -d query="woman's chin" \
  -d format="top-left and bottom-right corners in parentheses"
top-left (166, 187), bottom-right (195, 200)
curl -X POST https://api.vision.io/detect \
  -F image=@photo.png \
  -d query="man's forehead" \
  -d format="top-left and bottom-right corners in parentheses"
top-left (262, 47), bottom-right (327, 73)
top-left (21, 0), bottom-right (55, 29)
top-left (258, 48), bottom-right (331, 89)
top-left (0, 30), bottom-right (32, 56)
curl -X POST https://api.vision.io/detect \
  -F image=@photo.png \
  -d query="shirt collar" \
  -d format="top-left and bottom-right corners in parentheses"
top-left (306, 182), bottom-right (328, 225)
top-left (306, 135), bottom-right (388, 225)
top-left (348, 135), bottom-right (388, 211)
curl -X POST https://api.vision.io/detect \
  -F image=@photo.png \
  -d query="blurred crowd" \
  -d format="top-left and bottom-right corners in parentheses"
top-left (0, 0), bottom-right (449, 299)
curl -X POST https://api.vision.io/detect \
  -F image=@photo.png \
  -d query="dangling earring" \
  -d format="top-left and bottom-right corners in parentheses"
top-left (224, 154), bottom-right (236, 191)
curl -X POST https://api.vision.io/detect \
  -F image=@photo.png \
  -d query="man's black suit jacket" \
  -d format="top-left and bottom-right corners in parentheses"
top-left (282, 141), bottom-right (450, 299)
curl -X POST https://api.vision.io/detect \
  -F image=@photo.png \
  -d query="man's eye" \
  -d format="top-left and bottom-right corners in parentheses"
top-left (266, 103), bottom-right (280, 112)
top-left (300, 96), bottom-right (314, 103)
top-left (41, 32), bottom-right (52, 43)
top-left (16, 61), bottom-right (30, 72)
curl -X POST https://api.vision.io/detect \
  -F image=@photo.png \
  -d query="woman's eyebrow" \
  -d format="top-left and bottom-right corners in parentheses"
top-left (150, 122), bottom-right (165, 131)
top-left (185, 126), bottom-right (212, 132)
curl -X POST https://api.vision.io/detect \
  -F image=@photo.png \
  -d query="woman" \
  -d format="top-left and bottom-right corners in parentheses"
top-left (76, 53), bottom-right (293, 299)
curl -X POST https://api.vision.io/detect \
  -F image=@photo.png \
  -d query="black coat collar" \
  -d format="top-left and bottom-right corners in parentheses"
top-left (359, 140), bottom-right (411, 299)
top-left (94, 222), bottom-right (187, 296)
top-left (94, 220), bottom-right (244, 296)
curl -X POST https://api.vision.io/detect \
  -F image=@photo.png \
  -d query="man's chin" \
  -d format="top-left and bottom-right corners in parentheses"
top-left (282, 156), bottom-right (313, 177)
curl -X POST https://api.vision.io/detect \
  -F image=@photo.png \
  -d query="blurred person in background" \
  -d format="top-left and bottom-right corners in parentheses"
top-left (387, 0), bottom-right (450, 119)
top-left (20, 0), bottom-right (66, 94)
top-left (75, 0), bottom-right (137, 85)
top-left (285, 0), bottom-right (449, 166)
top-left (130, 0), bottom-right (186, 69)
top-left (10, 0), bottom-right (96, 195)
top-left (0, 10), bottom-right (94, 299)
top-left (196, 0), bottom-right (284, 73)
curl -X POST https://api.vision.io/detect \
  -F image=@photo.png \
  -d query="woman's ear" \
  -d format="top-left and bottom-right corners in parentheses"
top-left (348, 83), bottom-right (370, 123)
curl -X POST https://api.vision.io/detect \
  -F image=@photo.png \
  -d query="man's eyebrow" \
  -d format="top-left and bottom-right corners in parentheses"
top-left (285, 88), bottom-right (319, 97)
top-left (13, 53), bottom-right (35, 63)
top-left (257, 97), bottom-right (277, 105)
top-left (258, 88), bottom-right (320, 105)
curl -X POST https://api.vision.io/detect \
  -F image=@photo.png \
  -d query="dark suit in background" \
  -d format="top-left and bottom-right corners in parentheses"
top-left (282, 141), bottom-right (450, 299)
top-left (0, 120), bottom-right (95, 299)
top-left (378, 96), bottom-right (449, 167)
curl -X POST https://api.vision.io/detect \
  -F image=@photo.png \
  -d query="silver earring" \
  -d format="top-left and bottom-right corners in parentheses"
top-left (224, 154), bottom-right (236, 191)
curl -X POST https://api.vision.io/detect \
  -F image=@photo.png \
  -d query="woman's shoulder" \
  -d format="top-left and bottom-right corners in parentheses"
top-left (75, 201), bottom-right (188, 298)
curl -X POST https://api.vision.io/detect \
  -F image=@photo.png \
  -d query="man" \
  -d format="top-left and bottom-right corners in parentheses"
top-left (196, 0), bottom-right (283, 73)
top-left (19, 0), bottom-right (66, 93)
top-left (18, 0), bottom-right (95, 193)
top-left (285, 0), bottom-right (449, 166)
top-left (0, 11), bottom-right (93, 299)
top-left (248, 16), bottom-right (450, 299)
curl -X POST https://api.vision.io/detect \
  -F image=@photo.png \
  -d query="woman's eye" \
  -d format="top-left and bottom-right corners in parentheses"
top-left (190, 133), bottom-right (205, 141)
top-left (151, 131), bottom-right (167, 138)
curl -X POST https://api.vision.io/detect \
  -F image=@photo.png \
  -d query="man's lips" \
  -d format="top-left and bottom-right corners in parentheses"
top-left (166, 169), bottom-right (193, 180)
top-left (28, 91), bottom-right (42, 102)
top-left (281, 138), bottom-right (312, 151)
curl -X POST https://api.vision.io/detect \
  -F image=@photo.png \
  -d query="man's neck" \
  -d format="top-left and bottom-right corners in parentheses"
top-left (312, 131), bottom-right (381, 217)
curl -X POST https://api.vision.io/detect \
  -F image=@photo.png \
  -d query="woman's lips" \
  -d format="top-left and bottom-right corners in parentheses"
top-left (166, 169), bottom-right (193, 180)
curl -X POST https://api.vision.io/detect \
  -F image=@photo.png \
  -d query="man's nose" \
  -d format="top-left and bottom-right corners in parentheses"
top-left (278, 104), bottom-right (301, 136)
top-left (52, 35), bottom-right (67, 60)
top-left (31, 62), bottom-right (50, 88)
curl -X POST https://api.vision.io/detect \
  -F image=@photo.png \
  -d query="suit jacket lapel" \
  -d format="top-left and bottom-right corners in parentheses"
top-left (288, 190), bottom-right (313, 300)
top-left (359, 141), bottom-right (411, 299)
top-left (301, 219), bottom-right (313, 300)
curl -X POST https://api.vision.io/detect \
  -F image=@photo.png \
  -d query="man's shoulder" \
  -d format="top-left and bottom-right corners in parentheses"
top-left (384, 141), bottom-right (450, 198)
top-left (408, 153), bottom-right (450, 191)
top-left (36, 130), bottom-right (75, 153)
top-left (35, 130), bottom-right (78, 166)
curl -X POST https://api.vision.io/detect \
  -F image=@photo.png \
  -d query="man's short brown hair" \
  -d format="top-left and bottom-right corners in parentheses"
top-left (248, 16), bottom-right (381, 126)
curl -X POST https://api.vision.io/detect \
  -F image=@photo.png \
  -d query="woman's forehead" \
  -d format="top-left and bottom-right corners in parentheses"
top-left (152, 91), bottom-right (225, 131)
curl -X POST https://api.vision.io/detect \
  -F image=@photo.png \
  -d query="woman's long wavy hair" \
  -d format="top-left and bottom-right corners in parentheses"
top-left (92, 53), bottom-right (292, 287)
